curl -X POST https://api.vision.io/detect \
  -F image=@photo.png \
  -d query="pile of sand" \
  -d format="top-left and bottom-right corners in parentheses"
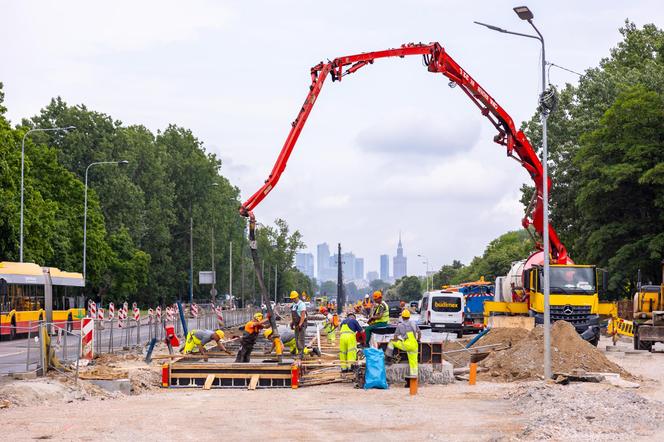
top-left (480, 321), bottom-right (630, 381)
top-left (476, 327), bottom-right (528, 348)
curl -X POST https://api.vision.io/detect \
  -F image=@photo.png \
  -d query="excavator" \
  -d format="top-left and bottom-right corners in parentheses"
top-left (237, 42), bottom-right (618, 345)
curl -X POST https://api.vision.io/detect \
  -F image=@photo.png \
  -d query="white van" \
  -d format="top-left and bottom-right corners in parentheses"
top-left (419, 290), bottom-right (465, 338)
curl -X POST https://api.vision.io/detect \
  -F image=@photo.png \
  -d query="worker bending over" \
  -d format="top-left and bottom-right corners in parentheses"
top-left (264, 328), bottom-right (321, 357)
top-left (182, 329), bottom-right (230, 356)
top-left (364, 291), bottom-right (390, 346)
top-left (339, 312), bottom-right (363, 372)
top-left (236, 313), bottom-right (270, 363)
top-left (319, 307), bottom-right (339, 343)
top-left (290, 290), bottom-right (308, 358)
top-left (385, 309), bottom-right (421, 378)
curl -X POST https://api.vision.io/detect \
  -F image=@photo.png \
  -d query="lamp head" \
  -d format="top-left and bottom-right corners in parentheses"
top-left (513, 6), bottom-right (534, 21)
top-left (118, 160), bottom-right (129, 166)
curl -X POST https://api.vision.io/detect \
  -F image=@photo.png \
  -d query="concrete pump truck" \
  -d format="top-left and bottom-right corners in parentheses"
top-left (235, 42), bottom-right (618, 342)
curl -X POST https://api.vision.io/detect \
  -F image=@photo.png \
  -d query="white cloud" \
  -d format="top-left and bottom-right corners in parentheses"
top-left (315, 194), bottom-right (351, 209)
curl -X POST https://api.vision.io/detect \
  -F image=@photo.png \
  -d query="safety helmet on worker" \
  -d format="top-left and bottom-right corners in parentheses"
top-left (264, 328), bottom-right (273, 339)
top-left (401, 309), bottom-right (411, 319)
top-left (215, 330), bottom-right (225, 339)
top-left (254, 312), bottom-right (263, 320)
top-left (372, 290), bottom-right (382, 300)
top-left (364, 294), bottom-right (370, 299)
top-left (320, 307), bottom-right (328, 315)
top-left (289, 290), bottom-right (299, 300)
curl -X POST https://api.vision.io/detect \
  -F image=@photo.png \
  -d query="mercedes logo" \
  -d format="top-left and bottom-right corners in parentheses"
top-left (563, 305), bottom-right (574, 315)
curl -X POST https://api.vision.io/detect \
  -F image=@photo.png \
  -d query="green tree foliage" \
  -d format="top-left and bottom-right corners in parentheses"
top-left (0, 90), bottom-right (312, 306)
top-left (431, 231), bottom-right (534, 286)
top-left (520, 21), bottom-right (664, 296)
top-left (388, 275), bottom-right (422, 302)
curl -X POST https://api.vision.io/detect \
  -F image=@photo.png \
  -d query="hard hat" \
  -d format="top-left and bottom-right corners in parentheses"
top-left (289, 290), bottom-right (299, 299)
top-left (401, 309), bottom-right (411, 319)
top-left (254, 312), bottom-right (263, 320)
top-left (364, 294), bottom-right (369, 299)
top-left (264, 328), bottom-right (273, 339)
top-left (320, 307), bottom-right (328, 314)
top-left (215, 330), bottom-right (225, 339)
top-left (372, 291), bottom-right (382, 300)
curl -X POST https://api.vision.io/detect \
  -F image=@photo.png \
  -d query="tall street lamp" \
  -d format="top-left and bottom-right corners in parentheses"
top-left (475, 5), bottom-right (553, 379)
top-left (20, 125), bottom-right (76, 261)
top-left (84, 160), bottom-right (129, 281)
top-left (417, 254), bottom-right (430, 292)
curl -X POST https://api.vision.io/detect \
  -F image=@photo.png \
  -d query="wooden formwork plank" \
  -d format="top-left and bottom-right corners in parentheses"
top-left (203, 374), bottom-right (215, 390)
top-left (248, 375), bottom-right (260, 390)
top-left (170, 373), bottom-right (292, 380)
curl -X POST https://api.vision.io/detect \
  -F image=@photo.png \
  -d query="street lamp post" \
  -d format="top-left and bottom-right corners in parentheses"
top-left (84, 160), bottom-right (129, 281)
top-left (20, 126), bottom-right (76, 262)
top-left (417, 254), bottom-right (430, 292)
top-left (475, 6), bottom-right (552, 379)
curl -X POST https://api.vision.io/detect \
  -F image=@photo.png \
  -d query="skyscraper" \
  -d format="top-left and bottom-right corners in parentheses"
top-left (354, 258), bottom-right (364, 281)
top-left (366, 270), bottom-right (379, 282)
top-left (331, 252), bottom-right (357, 281)
top-left (317, 243), bottom-right (332, 281)
top-left (393, 233), bottom-right (407, 280)
top-left (295, 252), bottom-right (314, 278)
top-left (380, 254), bottom-right (390, 281)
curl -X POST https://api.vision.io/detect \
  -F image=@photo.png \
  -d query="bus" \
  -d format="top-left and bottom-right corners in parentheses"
top-left (0, 261), bottom-right (85, 340)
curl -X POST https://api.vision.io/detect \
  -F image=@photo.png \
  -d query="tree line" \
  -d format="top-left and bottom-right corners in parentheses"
top-left (430, 22), bottom-right (664, 299)
top-left (0, 88), bottom-right (312, 306)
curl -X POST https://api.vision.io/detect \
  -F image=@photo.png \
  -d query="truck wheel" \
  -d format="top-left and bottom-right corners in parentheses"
top-left (633, 331), bottom-right (639, 350)
top-left (588, 336), bottom-right (599, 347)
top-left (456, 331), bottom-right (463, 339)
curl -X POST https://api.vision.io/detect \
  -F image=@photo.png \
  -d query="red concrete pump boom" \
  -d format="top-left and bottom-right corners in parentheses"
top-left (240, 42), bottom-right (569, 264)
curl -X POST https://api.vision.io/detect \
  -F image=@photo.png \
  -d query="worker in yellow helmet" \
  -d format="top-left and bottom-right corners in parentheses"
top-left (235, 312), bottom-right (270, 363)
top-left (182, 329), bottom-right (230, 356)
top-left (289, 290), bottom-right (308, 358)
top-left (364, 291), bottom-right (389, 346)
top-left (385, 309), bottom-right (421, 378)
top-left (264, 328), bottom-right (321, 357)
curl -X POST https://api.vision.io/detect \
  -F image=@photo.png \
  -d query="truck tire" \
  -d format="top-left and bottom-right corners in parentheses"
top-left (588, 335), bottom-right (599, 347)
top-left (456, 331), bottom-right (463, 339)
top-left (634, 328), bottom-right (653, 351)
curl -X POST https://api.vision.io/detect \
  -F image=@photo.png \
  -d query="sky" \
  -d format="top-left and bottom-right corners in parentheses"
top-left (2, 1), bottom-right (663, 278)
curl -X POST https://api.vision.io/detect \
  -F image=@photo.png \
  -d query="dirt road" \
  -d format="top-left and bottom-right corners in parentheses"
top-left (1, 382), bottom-right (518, 441)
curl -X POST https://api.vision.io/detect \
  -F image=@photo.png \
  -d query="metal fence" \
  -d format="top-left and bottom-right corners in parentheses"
top-left (0, 307), bottom-right (258, 376)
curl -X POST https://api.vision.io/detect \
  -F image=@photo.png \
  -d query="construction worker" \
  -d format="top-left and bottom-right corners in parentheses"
top-left (362, 294), bottom-right (373, 316)
top-left (339, 312), bottom-right (363, 372)
top-left (236, 312), bottom-right (270, 363)
top-left (264, 328), bottom-right (321, 357)
top-left (364, 291), bottom-right (390, 346)
top-left (182, 329), bottom-right (230, 356)
top-left (319, 307), bottom-right (339, 343)
top-left (385, 309), bottom-right (421, 378)
top-left (290, 290), bottom-right (308, 358)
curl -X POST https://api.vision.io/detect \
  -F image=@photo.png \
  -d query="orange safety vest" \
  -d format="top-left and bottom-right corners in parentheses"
top-left (244, 319), bottom-right (262, 334)
top-left (332, 313), bottom-right (340, 328)
top-left (363, 300), bottom-right (372, 309)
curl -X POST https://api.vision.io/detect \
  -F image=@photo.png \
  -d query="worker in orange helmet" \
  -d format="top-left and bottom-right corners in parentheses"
top-left (319, 306), bottom-right (339, 343)
top-left (364, 291), bottom-right (389, 346)
top-left (362, 294), bottom-right (373, 317)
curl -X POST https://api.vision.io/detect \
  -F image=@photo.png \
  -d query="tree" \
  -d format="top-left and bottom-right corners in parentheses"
top-left (394, 276), bottom-right (422, 302)
top-left (369, 279), bottom-right (390, 292)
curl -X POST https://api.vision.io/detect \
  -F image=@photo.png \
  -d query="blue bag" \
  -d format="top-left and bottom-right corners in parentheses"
top-left (364, 348), bottom-right (388, 389)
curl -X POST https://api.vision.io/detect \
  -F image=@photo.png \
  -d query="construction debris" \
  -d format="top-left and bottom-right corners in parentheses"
top-left (385, 362), bottom-right (454, 385)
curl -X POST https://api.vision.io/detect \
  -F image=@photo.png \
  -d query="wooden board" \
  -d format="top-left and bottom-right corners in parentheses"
top-left (203, 374), bottom-right (215, 390)
top-left (170, 373), bottom-right (291, 380)
top-left (248, 374), bottom-right (260, 390)
top-left (487, 316), bottom-right (535, 330)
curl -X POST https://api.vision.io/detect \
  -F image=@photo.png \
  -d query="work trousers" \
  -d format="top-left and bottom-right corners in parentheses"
top-left (235, 333), bottom-right (257, 363)
top-left (323, 323), bottom-right (336, 343)
top-left (387, 332), bottom-right (419, 377)
top-left (294, 326), bottom-right (306, 358)
top-left (182, 331), bottom-right (202, 354)
top-left (339, 330), bottom-right (358, 370)
top-left (364, 321), bottom-right (388, 346)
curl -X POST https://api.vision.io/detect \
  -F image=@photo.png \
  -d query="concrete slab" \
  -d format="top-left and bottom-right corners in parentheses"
top-left (89, 378), bottom-right (131, 395)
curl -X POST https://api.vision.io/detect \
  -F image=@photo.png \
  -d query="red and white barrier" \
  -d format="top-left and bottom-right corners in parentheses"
top-left (118, 308), bottom-right (126, 328)
top-left (215, 306), bottom-right (223, 324)
top-left (148, 308), bottom-right (154, 323)
top-left (133, 303), bottom-right (140, 322)
top-left (166, 307), bottom-right (174, 322)
top-left (108, 302), bottom-right (115, 319)
top-left (81, 318), bottom-right (94, 360)
top-left (190, 303), bottom-right (199, 318)
top-left (156, 306), bottom-right (162, 322)
top-left (88, 301), bottom-right (97, 319)
top-left (97, 308), bottom-right (104, 321)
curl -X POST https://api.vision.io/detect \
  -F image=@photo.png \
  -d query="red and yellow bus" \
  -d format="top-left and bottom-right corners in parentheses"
top-left (0, 261), bottom-right (85, 339)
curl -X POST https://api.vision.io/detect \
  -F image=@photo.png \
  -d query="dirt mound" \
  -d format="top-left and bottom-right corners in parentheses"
top-left (0, 374), bottom-right (115, 408)
top-left (476, 327), bottom-right (528, 348)
top-left (129, 368), bottom-right (161, 394)
top-left (481, 321), bottom-right (630, 381)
